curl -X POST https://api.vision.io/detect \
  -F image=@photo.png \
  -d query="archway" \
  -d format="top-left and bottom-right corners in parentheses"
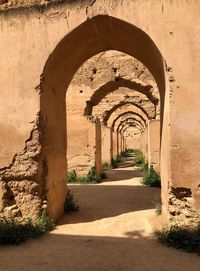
top-left (117, 118), bottom-right (145, 133)
top-left (112, 111), bottom-right (147, 129)
top-left (102, 101), bottom-right (153, 126)
top-left (40, 15), bottom-right (166, 220)
top-left (120, 123), bottom-right (143, 134)
top-left (84, 78), bottom-right (158, 116)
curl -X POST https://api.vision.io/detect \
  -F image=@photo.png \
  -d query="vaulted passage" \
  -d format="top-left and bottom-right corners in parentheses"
top-left (39, 15), bottom-right (166, 220)
top-left (1, 0), bottom-right (200, 268)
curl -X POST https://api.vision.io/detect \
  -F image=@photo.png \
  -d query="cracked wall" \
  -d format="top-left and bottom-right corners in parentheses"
top-left (0, 0), bottom-right (200, 223)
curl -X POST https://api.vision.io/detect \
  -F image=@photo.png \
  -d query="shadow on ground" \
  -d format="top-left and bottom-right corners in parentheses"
top-left (62, 184), bottom-right (161, 224)
top-left (104, 168), bottom-right (143, 180)
top-left (0, 231), bottom-right (200, 271)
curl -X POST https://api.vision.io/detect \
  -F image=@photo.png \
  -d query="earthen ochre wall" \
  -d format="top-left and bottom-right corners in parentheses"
top-left (0, 0), bottom-right (200, 222)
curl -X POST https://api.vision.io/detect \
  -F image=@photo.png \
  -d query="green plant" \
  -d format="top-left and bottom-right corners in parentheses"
top-left (133, 151), bottom-right (145, 167)
top-left (152, 197), bottom-right (162, 215)
top-left (116, 154), bottom-right (125, 163)
top-left (0, 210), bottom-right (55, 245)
top-left (67, 170), bottom-right (77, 183)
top-left (76, 176), bottom-right (89, 184)
top-left (67, 167), bottom-right (101, 184)
top-left (87, 167), bottom-right (101, 183)
top-left (126, 148), bottom-right (134, 153)
top-left (102, 162), bottom-right (113, 170)
top-left (142, 165), bottom-right (161, 187)
top-left (156, 223), bottom-right (200, 254)
top-left (121, 150), bottom-right (129, 157)
top-left (64, 190), bottom-right (79, 213)
top-left (111, 158), bottom-right (118, 169)
top-left (141, 161), bottom-right (149, 172)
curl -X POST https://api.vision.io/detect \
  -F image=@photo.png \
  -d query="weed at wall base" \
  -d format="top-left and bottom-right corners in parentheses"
top-left (142, 165), bottom-right (161, 187)
top-left (152, 197), bottom-right (162, 215)
top-left (64, 190), bottom-right (79, 213)
top-left (67, 167), bottom-right (101, 184)
top-left (155, 223), bottom-right (200, 254)
top-left (0, 210), bottom-right (55, 245)
top-left (102, 162), bottom-right (113, 170)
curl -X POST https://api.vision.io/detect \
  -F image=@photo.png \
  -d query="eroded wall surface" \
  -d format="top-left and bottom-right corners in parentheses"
top-left (101, 126), bottom-right (111, 164)
top-left (0, 0), bottom-right (200, 223)
top-left (148, 120), bottom-right (160, 172)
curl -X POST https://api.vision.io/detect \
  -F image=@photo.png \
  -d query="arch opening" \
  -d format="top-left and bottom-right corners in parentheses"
top-left (40, 14), bottom-right (166, 219)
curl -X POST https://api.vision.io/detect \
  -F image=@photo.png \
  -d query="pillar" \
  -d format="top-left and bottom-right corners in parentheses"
top-left (95, 118), bottom-right (102, 176)
top-left (112, 130), bottom-right (118, 159)
top-left (148, 120), bottom-right (160, 172)
top-left (101, 125), bottom-right (112, 164)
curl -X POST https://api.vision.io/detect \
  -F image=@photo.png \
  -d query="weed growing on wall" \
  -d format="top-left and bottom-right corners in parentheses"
top-left (67, 170), bottom-right (77, 183)
top-left (133, 150), bottom-right (145, 167)
top-left (64, 190), bottom-right (79, 213)
top-left (102, 162), bottom-right (113, 170)
top-left (152, 197), bottom-right (162, 215)
top-left (87, 167), bottom-right (101, 183)
top-left (142, 165), bottom-right (161, 187)
top-left (0, 211), bottom-right (55, 245)
top-left (67, 167), bottom-right (100, 184)
top-left (156, 223), bottom-right (200, 254)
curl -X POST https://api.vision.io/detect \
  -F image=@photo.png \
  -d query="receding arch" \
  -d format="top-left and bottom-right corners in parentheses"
top-left (40, 14), bottom-right (166, 219)
top-left (84, 78), bottom-right (158, 116)
top-left (102, 101), bottom-right (152, 125)
top-left (112, 111), bottom-right (147, 128)
top-left (120, 122), bottom-right (143, 133)
top-left (122, 124), bottom-right (142, 134)
top-left (117, 118), bottom-right (145, 132)
top-left (116, 117), bottom-right (145, 131)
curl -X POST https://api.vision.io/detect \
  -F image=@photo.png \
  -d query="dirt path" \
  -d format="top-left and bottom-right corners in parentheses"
top-left (0, 155), bottom-right (200, 271)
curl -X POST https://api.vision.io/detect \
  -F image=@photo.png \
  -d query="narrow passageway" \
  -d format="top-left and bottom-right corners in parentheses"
top-left (0, 155), bottom-right (200, 271)
top-left (58, 153), bottom-right (159, 236)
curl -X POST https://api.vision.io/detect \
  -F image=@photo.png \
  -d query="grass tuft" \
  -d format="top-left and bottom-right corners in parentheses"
top-left (64, 190), bottom-right (79, 213)
top-left (67, 167), bottom-right (100, 184)
top-left (156, 223), bottom-right (200, 254)
top-left (142, 165), bottom-right (161, 187)
top-left (0, 210), bottom-right (55, 245)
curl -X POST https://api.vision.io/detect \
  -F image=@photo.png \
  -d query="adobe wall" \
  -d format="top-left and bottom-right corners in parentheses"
top-left (67, 115), bottom-right (98, 176)
top-left (148, 120), bottom-right (160, 172)
top-left (66, 50), bottom-right (155, 174)
top-left (140, 128), bottom-right (148, 161)
top-left (125, 135), bottom-right (141, 150)
top-left (0, 0), bottom-right (200, 223)
top-left (101, 125), bottom-right (111, 164)
top-left (112, 131), bottom-right (118, 159)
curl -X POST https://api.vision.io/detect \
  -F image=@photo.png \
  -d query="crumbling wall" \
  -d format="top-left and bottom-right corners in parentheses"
top-left (0, 0), bottom-right (200, 224)
top-left (92, 88), bottom-right (157, 121)
top-left (0, 113), bottom-right (46, 221)
top-left (67, 115), bottom-right (99, 176)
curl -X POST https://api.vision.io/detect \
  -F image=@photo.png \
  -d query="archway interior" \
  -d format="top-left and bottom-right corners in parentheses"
top-left (41, 15), bottom-right (165, 219)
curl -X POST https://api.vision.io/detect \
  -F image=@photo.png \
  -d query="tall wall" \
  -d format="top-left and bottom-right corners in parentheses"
top-left (148, 120), bottom-right (160, 172)
top-left (112, 131), bottom-right (118, 159)
top-left (140, 128), bottom-right (148, 161)
top-left (101, 126), bottom-right (112, 164)
top-left (0, 0), bottom-right (200, 222)
top-left (67, 115), bottom-right (100, 176)
top-left (95, 118), bottom-right (102, 176)
top-left (125, 136), bottom-right (141, 150)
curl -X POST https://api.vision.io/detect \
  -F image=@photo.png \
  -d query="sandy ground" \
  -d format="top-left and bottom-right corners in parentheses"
top-left (0, 156), bottom-right (200, 271)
